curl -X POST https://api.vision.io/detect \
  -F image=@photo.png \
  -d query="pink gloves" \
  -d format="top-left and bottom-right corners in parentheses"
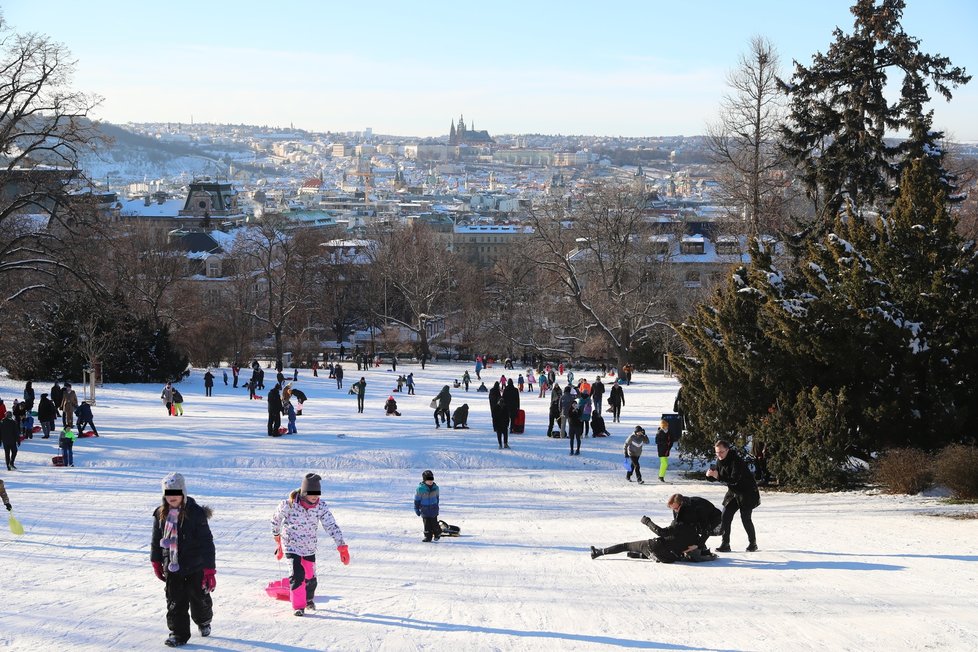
top-left (202, 568), bottom-right (217, 593)
top-left (338, 545), bottom-right (350, 565)
top-left (152, 561), bottom-right (165, 582)
top-left (274, 535), bottom-right (284, 560)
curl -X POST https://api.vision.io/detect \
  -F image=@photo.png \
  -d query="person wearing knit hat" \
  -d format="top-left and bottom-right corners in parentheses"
top-left (384, 395), bottom-right (400, 416)
top-left (271, 472), bottom-right (349, 617)
top-left (151, 473), bottom-right (216, 647)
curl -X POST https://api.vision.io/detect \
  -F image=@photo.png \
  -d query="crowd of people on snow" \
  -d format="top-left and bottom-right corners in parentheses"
top-left (1, 380), bottom-right (99, 470)
top-left (1, 349), bottom-right (766, 648)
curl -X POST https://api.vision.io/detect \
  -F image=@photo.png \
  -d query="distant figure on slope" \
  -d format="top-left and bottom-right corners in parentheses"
top-left (607, 381), bottom-right (625, 423)
top-left (624, 425), bottom-right (649, 484)
top-left (151, 473), bottom-right (216, 647)
top-left (655, 419), bottom-right (673, 483)
top-left (414, 470), bottom-right (440, 542)
top-left (271, 473), bottom-right (349, 617)
top-left (434, 385), bottom-right (452, 428)
top-left (489, 382), bottom-right (508, 449)
top-left (452, 403), bottom-right (469, 429)
top-left (385, 396), bottom-right (401, 416)
top-left (75, 401), bottom-right (99, 437)
top-left (203, 370), bottom-right (214, 397)
top-left (267, 384), bottom-right (283, 437)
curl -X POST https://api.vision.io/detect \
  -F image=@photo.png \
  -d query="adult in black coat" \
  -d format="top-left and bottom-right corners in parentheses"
top-left (203, 371), bottom-right (215, 397)
top-left (267, 384), bottom-right (283, 437)
top-left (23, 381), bottom-right (35, 413)
top-left (1, 414), bottom-right (20, 470)
top-left (706, 439), bottom-right (760, 552)
top-left (488, 382), bottom-right (509, 449)
top-left (151, 473), bottom-right (216, 646)
top-left (607, 382), bottom-right (625, 423)
top-left (662, 493), bottom-right (722, 554)
top-left (502, 379), bottom-right (520, 434)
top-left (37, 393), bottom-right (57, 438)
top-left (590, 378), bottom-right (605, 414)
top-left (50, 382), bottom-right (63, 418)
top-left (589, 515), bottom-right (701, 563)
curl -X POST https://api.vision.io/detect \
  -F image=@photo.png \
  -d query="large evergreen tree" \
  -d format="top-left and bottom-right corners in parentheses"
top-left (779, 0), bottom-right (970, 221)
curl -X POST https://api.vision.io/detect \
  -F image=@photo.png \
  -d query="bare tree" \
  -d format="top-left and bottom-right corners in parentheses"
top-left (234, 215), bottom-right (318, 362)
top-left (367, 221), bottom-right (458, 360)
top-left (0, 18), bottom-right (102, 299)
top-left (707, 36), bottom-right (792, 237)
top-left (523, 184), bottom-right (678, 368)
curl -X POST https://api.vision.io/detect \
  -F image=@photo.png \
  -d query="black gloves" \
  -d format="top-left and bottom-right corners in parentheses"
top-left (4, 503), bottom-right (11, 511)
top-left (640, 515), bottom-right (661, 535)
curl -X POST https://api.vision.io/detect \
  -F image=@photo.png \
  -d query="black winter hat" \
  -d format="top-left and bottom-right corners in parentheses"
top-left (301, 473), bottom-right (322, 495)
top-left (422, 470), bottom-right (434, 482)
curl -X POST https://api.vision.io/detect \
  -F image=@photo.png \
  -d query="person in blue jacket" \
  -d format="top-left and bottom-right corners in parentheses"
top-left (413, 470), bottom-right (440, 542)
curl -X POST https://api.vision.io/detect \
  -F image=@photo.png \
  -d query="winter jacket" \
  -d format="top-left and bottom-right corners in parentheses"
top-left (267, 388), bottom-right (283, 415)
top-left (578, 397), bottom-right (593, 422)
top-left (37, 397), bottom-right (57, 423)
top-left (436, 386), bottom-right (452, 411)
top-left (51, 384), bottom-right (63, 409)
top-left (172, 389), bottom-right (184, 404)
top-left (591, 379), bottom-right (604, 399)
top-left (488, 386), bottom-right (507, 431)
top-left (76, 402), bottom-right (93, 422)
top-left (624, 431), bottom-right (650, 457)
top-left (502, 382), bottom-right (520, 417)
top-left (560, 391), bottom-right (575, 416)
top-left (674, 496), bottom-right (722, 538)
top-left (608, 384), bottom-right (624, 407)
top-left (0, 416), bottom-right (19, 447)
top-left (23, 386), bottom-right (35, 405)
top-left (151, 497), bottom-right (215, 576)
top-left (713, 449), bottom-right (760, 509)
top-left (61, 389), bottom-right (78, 414)
top-left (161, 386), bottom-right (173, 404)
top-left (414, 482), bottom-right (440, 518)
top-left (203, 372), bottom-right (214, 387)
top-left (655, 427), bottom-right (673, 457)
top-left (271, 490), bottom-right (346, 557)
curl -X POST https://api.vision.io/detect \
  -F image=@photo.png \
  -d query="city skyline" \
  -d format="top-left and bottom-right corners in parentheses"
top-left (4, 0), bottom-right (978, 140)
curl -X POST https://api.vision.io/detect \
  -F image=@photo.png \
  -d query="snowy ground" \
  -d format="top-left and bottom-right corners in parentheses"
top-left (1, 362), bottom-right (976, 652)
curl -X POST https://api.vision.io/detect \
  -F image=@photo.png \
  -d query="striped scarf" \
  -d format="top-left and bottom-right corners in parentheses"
top-left (161, 507), bottom-right (181, 573)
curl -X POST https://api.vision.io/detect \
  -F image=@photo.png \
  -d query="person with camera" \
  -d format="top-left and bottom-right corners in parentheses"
top-left (706, 439), bottom-right (760, 552)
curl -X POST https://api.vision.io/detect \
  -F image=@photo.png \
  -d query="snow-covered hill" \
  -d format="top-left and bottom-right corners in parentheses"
top-left (1, 363), bottom-right (976, 651)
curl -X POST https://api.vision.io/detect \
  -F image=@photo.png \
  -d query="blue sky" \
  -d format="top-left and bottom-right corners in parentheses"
top-left (4, 0), bottom-right (977, 138)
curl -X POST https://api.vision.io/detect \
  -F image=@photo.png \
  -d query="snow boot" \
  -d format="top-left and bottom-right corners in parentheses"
top-left (590, 546), bottom-right (602, 560)
top-left (637, 479), bottom-right (645, 484)
top-left (306, 601), bottom-right (316, 611)
top-left (164, 634), bottom-right (188, 647)
top-left (716, 543), bottom-right (731, 553)
top-left (626, 473), bottom-right (632, 482)
top-left (294, 608), bottom-right (305, 617)
top-left (746, 542), bottom-right (758, 552)
top-left (199, 623), bottom-right (211, 637)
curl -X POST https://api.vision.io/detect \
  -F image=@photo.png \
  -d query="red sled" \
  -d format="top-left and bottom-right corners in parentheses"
top-left (32, 425), bottom-right (42, 433)
top-left (52, 455), bottom-right (65, 467)
top-left (278, 427), bottom-right (287, 435)
top-left (265, 577), bottom-right (291, 601)
top-left (511, 409), bottom-right (526, 434)
top-left (78, 431), bottom-right (97, 438)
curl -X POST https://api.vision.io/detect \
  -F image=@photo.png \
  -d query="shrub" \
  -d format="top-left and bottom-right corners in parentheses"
top-left (933, 444), bottom-right (978, 500)
top-left (763, 386), bottom-right (856, 490)
top-left (873, 448), bottom-right (933, 494)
